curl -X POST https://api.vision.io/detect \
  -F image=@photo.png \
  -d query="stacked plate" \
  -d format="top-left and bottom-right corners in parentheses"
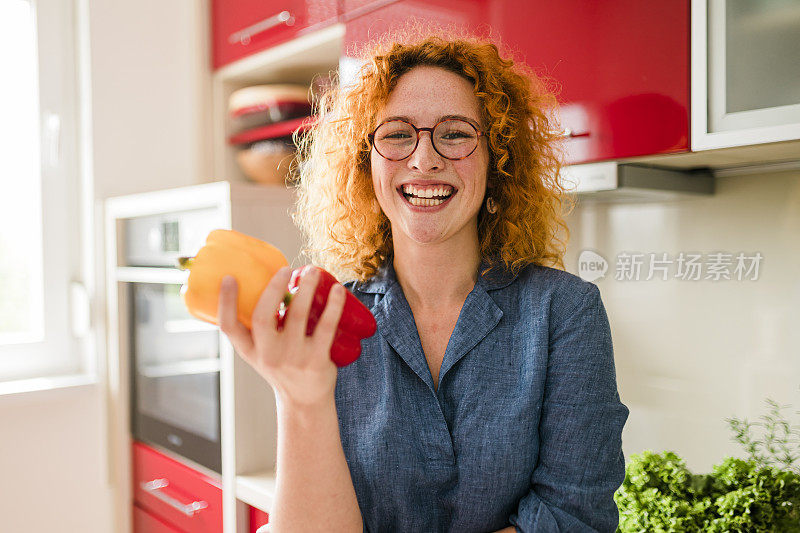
top-left (228, 84), bottom-right (313, 185)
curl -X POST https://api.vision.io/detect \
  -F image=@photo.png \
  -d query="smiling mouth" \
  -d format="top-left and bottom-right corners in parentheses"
top-left (397, 184), bottom-right (457, 207)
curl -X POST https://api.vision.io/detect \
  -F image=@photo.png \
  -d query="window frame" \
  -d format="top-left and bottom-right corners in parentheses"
top-left (0, 0), bottom-right (95, 387)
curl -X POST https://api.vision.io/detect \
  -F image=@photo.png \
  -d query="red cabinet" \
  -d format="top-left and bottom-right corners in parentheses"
top-left (249, 505), bottom-right (270, 533)
top-left (133, 503), bottom-right (182, 533)
top-left (211, 0), bottom-right (338, 69)
top-left (132, 441), bottom-right (223, 533)
top-left (340, 0), bottom-right (400, 20)
top-left (212, 1), bottom-right (689, 161)
top-left (343, 0), bottom-right (489, 56)
top-left (488, 1), bottom-right (690, 164)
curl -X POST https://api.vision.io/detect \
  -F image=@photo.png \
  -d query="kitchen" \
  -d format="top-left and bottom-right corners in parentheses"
top-left (1, 0), bottom-right (799, 532)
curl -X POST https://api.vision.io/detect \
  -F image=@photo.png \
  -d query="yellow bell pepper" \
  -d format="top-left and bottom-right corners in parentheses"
top-left (177, 229), bottom-right (289, 330)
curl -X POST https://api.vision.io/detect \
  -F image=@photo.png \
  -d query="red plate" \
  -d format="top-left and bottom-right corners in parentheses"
top-left (228, 116), bottom-right (316, 145)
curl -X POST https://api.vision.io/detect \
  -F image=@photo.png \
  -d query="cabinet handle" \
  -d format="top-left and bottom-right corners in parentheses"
top-left (229, 10), bottom-right (296, 46)
top-left (141, 478), bottom-right (209, 517)
top-left (558, 128), bottom-right (590, 139)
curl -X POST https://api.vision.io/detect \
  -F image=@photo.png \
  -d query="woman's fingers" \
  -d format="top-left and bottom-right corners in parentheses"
top-left (221, 266), bottom-right (344, 372)
top-left (311, 283), bottom-right (347, 352)
top-left (283, 267), bottom-right (321, 340)
top-left (251, 266), bottom-right (293, 334)
top-left (218, 275), bottom-right (255, 356)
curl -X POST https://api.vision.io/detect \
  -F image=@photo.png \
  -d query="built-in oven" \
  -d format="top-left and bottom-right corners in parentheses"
top-left (129, 281), bottom-right (221, 473)
top-left (125, 209), bottom-right (224, 474)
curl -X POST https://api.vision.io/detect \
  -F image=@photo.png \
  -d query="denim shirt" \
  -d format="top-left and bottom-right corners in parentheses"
top-left (335, 258), bottom-right (629, 533)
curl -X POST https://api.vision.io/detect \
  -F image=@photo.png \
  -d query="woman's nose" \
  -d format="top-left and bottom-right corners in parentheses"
top-left (407, 131), bottom-right (444, 172)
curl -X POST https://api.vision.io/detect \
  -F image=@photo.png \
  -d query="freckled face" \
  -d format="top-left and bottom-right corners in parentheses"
top-left (370, 66), bottom-right (489, 246)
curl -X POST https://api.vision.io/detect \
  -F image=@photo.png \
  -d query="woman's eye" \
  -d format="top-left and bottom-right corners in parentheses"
top-left (380, 132), bottom-right (413, 142)
top-left (440, 131), bottom-right (473, 141)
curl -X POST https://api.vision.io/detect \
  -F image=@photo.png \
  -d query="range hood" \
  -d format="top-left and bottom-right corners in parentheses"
top-left (561, 162), bottom-right (714, 202)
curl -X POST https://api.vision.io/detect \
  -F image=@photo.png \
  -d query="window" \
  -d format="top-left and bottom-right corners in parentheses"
top-left (0, 0), bottom-right (90, 384)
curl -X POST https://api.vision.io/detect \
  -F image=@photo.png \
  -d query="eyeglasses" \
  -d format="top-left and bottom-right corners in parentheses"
top-left (368, 118), bottom-right (484, 161)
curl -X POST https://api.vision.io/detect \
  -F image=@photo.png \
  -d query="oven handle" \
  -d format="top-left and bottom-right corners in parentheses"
top-left (141, 478), bottom-right (209, 517)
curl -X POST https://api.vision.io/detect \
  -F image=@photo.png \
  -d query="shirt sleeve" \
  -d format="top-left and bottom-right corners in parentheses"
top-left (508, 282), bottom-right (629, 533)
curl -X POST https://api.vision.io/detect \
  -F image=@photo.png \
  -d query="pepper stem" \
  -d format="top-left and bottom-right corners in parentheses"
top-left (283, 292), bottom-right (293, 306)
top-left (176, 256), bottom-right (195, 270)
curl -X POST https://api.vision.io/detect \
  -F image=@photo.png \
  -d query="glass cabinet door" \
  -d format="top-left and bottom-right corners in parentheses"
top-left (708, 0), bottom-right (800, 133)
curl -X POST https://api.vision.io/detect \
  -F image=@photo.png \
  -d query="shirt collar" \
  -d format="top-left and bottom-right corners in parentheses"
top-left (352, 254), bottom-right (521, 294)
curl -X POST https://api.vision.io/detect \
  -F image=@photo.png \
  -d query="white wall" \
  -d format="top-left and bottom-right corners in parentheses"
top-left (0, 384), bottom-right (112, 532)
top-left (0, 1), bottom-right (211, 531)
top-left (564, 168), bottom-right (800, 473)
top-left (90, 0), bottom-right (212, 199)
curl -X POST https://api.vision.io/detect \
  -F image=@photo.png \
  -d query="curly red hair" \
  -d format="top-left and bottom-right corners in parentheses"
top-left (293, 23), bottom-right (575, 282)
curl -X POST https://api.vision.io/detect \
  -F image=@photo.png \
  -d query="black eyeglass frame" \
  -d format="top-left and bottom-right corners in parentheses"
top-left (368, 118), bottom-right (485, 161)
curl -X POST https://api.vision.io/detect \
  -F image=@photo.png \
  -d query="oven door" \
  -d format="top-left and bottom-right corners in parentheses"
top-left (130, 281), bottom-right (221, 473)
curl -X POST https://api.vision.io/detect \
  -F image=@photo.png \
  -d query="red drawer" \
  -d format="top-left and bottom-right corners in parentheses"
top-left (132, 441), bottom-right (223, 533)
top-left (133, 502), bottom-right (182, 533)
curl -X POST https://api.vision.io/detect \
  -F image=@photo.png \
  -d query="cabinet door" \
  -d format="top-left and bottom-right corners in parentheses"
top-left (490, 1), bottom-right (690, 164)
top-left (341, 0), bottom-right (400, 20)
top-left (211, 0), bottom-right (338, 69)
top-left (699, 0), bottom-right (800, 145)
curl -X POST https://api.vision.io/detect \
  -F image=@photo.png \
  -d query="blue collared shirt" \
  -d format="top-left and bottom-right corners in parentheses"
top-left (335, 258), bottom-right (629, 532)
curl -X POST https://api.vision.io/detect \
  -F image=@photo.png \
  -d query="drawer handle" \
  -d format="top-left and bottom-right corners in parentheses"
top-left (141, 478), bottom-right (209, 517)
top-left (229, 11), bottom-right (296, 46)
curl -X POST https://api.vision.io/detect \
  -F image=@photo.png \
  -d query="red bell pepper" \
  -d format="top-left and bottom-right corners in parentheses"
top-left (276, 265), bottom-right (376, 367)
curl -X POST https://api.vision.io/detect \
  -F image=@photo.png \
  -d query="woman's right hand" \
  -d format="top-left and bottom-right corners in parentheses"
top-left (217, 266), bottom-right (347, 408)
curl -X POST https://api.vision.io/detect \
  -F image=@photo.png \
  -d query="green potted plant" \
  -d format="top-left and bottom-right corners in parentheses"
top-left (615, 398), bottom-right (800, 532)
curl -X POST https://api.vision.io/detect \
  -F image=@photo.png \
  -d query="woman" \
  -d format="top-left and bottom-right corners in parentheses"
top-left (219, 28), bottom-right (629, 533)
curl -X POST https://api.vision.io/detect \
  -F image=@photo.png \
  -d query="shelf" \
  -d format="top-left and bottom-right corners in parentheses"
top-left (212, 23), bottom-right (343, 184)
top-left (139, 358), bottom-right (221, 379)
top-left (115, 266), bottom-right (188, 284)
top-left (236, 469), bottom-right (277, 513)
top-left (216, 23), bottom-right (344, 84)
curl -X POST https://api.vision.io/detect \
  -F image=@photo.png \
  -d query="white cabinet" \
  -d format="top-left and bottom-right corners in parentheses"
top-left (105, 181), bottom-right (305, 533)
top-left (692, 0), bottom-right (800, 150)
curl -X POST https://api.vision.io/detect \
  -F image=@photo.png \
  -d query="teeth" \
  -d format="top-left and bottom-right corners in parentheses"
top-left (402, 184), bottom-right (454, 199)
top-left (408, 196), bottom-right (445, 207)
